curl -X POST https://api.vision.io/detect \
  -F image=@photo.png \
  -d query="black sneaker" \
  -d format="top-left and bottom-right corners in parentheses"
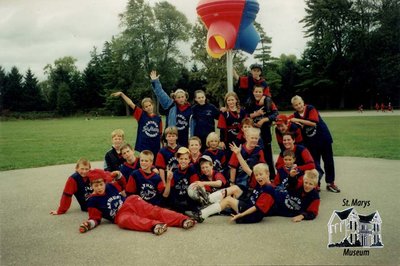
top-left (327, 183), bottom-right (341, 193)
top-left (189, 211), bottom-right (204, 223)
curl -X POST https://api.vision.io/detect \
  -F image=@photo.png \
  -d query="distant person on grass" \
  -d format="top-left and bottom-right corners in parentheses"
top-left (79, 169), bottom-right (195, 235)
top-left (289, 95), bottom-right (340, 193)
top-left (104, 129), bottom-right (126, 172)
top-left (111, 92), bottom-right (162, 158)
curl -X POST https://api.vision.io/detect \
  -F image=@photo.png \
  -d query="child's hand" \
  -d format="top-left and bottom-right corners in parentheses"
top-left (111, 171), bottom-right (122, 181)
top-left (230, 213), bottom-right (242, 222)
top-left (166, 167), bottom-right (173, 182)
top-left (218, 142), bottom-right (226, 150)
top-left (292, 215), bottom-right (304, 222)
top-left (229, 143), bottom-right (241, 154)
top-left (49, 210), bottom-right (59, 215)
top-left (79, 221), bottom-right (90, 233)
top-left (259, 95), bottom-right (266, 105)
top-left (150, 70), bottom-right (159, 80)
top-left (219, 107), bottom-right (227, 113)
top-left (111, 91), bottom-right (122, 97)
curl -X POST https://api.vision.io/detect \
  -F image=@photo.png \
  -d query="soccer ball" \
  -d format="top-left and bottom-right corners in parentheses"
top-left (187, 183), bottom-right (209, 206)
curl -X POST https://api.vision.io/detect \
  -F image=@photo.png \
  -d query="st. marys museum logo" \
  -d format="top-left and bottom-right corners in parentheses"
top-left (327, 207), bottom-right (383, 255)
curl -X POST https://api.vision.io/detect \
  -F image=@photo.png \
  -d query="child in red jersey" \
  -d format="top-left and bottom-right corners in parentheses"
top-left (50, 158), bottom-right (95, 215)
top-left (155, 126), bottom-right (181, 183)
top-left (104, 129), bottom-right (125, 172)
top-left (274, 114), bottom-right (303, 152)
top-left (79, 169), bottom-right (195, 235)
top-left (111, 92), bottom-right (162, 158)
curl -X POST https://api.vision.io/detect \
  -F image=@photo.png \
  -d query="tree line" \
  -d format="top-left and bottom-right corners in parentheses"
top-left (1, 0), bottom-right (398, 117)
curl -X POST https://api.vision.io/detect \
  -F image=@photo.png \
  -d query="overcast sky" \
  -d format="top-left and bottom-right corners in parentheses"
top-left (0, 0), bottom-right (308, 81)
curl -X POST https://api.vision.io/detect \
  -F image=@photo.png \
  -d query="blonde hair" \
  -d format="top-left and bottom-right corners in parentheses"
top-left (291, 95), bottom-right (304, 105)
top-left (171, 89), bottom-right (189, 103)
top-left (75, 158), bottom-right (91, 169)
top-left (140, 150), bottom-right (154, 161)
top-left (304, 169), bottom-right (319, 185)
top-left (253, 163), bottom-right (269, 174)
top-left (111, 129), bottom-right (125, 139)
top-left (141, 97), bottom-right (154, 107)
top-left (206, 132), bottom-right (219, 147)
top-left (176, 147), bottom-right (191, 158)
top-left (245, 127), bottom-right (261, 138)
top-left (164, 126), bottom-right (178, 136)
top-left (224, 91), bottom-right (240, 109)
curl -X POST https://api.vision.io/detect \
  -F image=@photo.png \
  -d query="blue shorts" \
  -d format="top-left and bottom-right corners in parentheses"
top-left (235, 201), bottom-right (264, 224)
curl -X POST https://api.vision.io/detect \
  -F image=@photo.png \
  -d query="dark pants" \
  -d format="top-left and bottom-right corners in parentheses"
top-left (307, 142), bottom-right (335, 184)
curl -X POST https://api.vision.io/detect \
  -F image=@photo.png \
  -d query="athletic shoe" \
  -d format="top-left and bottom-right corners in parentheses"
top-left (189, 211), bottom-right (204, 223)
top-left (153, 223), bottom-right (168, 235)
top-left (327, 183), bottom-right (341, 193)
top-left (182, 219), bottom-right (195, 229)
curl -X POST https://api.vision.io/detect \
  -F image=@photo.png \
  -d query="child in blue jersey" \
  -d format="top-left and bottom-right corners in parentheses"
top-left (273, 149), bottom-right (303, 192)
top-left (104, 129), bottom-right (126, 172)
top-left (155, 126), bottom-right (181, 183)
top-left (246, 85), bottom-right (279, 180)
top-left (150, 70), bottom-right (192, 147)
top-left (203, 132), bottom-right (226, 173)
top-left (228, 127), bottom-right (265, 195)
top-left (50, 158), bottom-right (93, 215)
top-left (79, 169), bottom-right (195, 235)
top-left (126, 150), bottom-right (168, 206)
top-left (164, 147), bottom-right (200, 213)
top-left (290, 95), bottom-right (340, 193)
top-left (191, 90), bottom-right (219, 151)
top-left (217, 91), bottom-right (247, 160)
top-left (119, 143), bottom-right (140, 183)
top-left (111, 92), bottom-right (162, 158)
top-left (233, 63), bottom-right (271, 111)
top-left (195, 163), bottom-right (272, 223)
top-left (267, 169), bottom-right (320, 222)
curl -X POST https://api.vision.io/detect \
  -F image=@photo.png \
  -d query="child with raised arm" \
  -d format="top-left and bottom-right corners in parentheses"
top-left (164, 147), bottom-right (200, 213)
top-left (203, 132), bottom-right (226, 173)
top-left (104, 129), bottom-right (126, 172)
top-left (79, 169), bottom-right (195, 235)
top-left (228, 127), bottom-right (265, 195)
top-left (111, 92), bottom-right (162, 158)
top-left (191, 90), bottom-right (219, 151)
top-left (50, 158), bottom-right (94, 215)
top-left (155, 126), bottom-right (181, 183)
top-left (150, 70), bottom-right (192, 147)
top-left (126, 150), bottom-right (169, 206)
top-left (233, 63), bottom-right (271, 110)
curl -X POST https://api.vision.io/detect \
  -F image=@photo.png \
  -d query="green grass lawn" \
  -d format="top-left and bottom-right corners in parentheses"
top-left (1, 115), bottom-right (399, 170)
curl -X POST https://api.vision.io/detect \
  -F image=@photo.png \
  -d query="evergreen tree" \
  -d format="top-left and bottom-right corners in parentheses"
top-left (4, 67), bottom-right (24, 111)
top-left (22, 69), bottom-right (45, 111)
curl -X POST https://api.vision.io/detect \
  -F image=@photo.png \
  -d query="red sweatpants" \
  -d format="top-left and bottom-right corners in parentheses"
top-left (115, 195), bottom-right (188, 232)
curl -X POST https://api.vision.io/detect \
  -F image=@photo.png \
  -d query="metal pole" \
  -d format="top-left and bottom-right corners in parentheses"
top-left (226, 50), bottom-right (233, 92)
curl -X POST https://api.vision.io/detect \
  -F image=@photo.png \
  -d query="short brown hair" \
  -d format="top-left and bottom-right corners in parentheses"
top-left (140, 150), bottom-right (154, 161)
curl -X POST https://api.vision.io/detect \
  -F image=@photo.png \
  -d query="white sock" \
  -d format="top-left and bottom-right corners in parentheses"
top-left (208, 189), bottom-right (224, 203)
top-left (201, 202), bottom-right (221, 219)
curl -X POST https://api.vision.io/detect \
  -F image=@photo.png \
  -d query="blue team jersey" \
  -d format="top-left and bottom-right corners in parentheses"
top-left (70, 172), bottom-right (93, 211)
top-left (203, 148), bottom-right (226, 172)
top-left (191, 103), bottom-right (219, 139)
top-left (133, 107), bottom-right (162, 156)
top-left (170, 166), bottom-right (199, 202)
top-left (87, 183), bottom-right (125, 223)
top-left (176, 105), bottom-right (192, 147)
top-left (130, 169), bottom-right (164, 206)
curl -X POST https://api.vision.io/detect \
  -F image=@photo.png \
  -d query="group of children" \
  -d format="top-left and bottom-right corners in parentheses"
top-left (51, 65), bottom-right (340, 235)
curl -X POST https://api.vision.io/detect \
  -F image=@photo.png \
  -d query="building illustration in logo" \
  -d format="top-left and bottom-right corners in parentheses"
top-left (327, 207), bottom-right (383, 248)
